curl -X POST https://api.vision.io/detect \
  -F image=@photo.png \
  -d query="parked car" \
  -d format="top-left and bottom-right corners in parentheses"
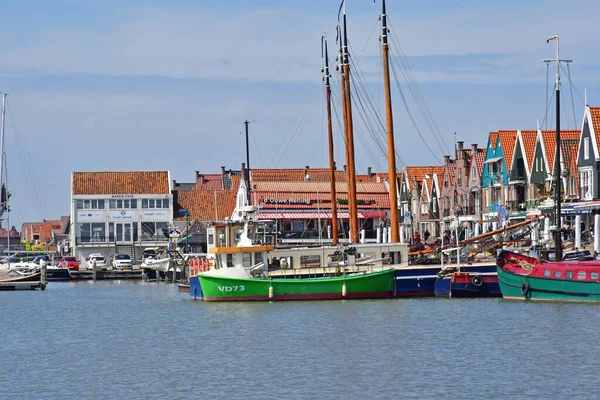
top-left (86, 253), bottom-right (106, 270)
top-left (59, 256), bottom-right (80, 271)
top-left (111, 254), bottom-right (133, 270)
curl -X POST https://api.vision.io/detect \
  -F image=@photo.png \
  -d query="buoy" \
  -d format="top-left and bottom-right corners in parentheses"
top-left (268, 285), bottom-right (274, 300)
top-left (342, 283), bottom-right (347, 297)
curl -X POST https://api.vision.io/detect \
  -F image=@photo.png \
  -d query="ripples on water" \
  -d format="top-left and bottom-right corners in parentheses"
top-left (1, 281), bottom-right (600, 399)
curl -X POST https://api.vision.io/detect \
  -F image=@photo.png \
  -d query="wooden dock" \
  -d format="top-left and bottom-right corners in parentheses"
top-left (70, 269), bottom-right (143, 280)
top-left (0, 280), bottom-right (42, 291)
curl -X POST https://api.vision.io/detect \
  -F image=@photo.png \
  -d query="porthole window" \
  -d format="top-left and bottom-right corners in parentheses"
top-left (544, 270), bottom-right (551, 277)
top-left (554, 270), bottom-right (562, 278)
top-left (591, 272), bottom-right (599, 280)
top-left (577, 271), bottom-right (587, 280)
top-left (566, 270), bottom-right (574, 279)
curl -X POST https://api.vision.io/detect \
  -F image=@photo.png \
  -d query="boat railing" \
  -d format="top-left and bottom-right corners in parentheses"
top-left (270, 261), bottom-right (385, 280)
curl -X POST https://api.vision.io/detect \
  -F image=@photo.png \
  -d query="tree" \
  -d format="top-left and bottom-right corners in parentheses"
top-left (0, 184), bottom-right (10, 219)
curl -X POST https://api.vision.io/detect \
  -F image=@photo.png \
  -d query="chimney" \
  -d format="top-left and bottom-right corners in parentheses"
top-left (471, 143), bottom-right (478, 152)
top-left (343, 164), bottom-right (347, 173)
top-left (333, 161), bottom-right (337, 170)
top-left (221, 165), bottom-right (226, 177)
top-left (367, 167), bottom-right (372, 178)
top-left (444, 155), bottom-right (450, 164)
top-left (457, 141), bottom-right (464, 159)
top-left (195, 170), bottom-right (200, 180)
top-left (172, 179), bottom-right (177, 189)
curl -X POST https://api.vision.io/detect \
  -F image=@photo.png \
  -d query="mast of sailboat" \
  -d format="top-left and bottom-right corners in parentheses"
top-left (0, 93), bottom-right (6, 228)
top-left (544, 35), bottom-right (571, 262)
top-left (322, 35), bottom-right (339, 244)
top-left (244, 120), bottom-right (251, 203)
top-left (337, 24), bottom-right (351, 241)
top-left (340, 1), bottom-right (359, 243)
top-left (380, 0), bottom-right (399, 243)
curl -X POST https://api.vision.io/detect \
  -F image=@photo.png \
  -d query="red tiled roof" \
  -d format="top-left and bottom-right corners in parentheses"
top-left (590, 107), bottom-right (600, 155)
top-left (252, 181), bottom-right (389, 194)
top-left (540, 130), bottom-right (580, 171)
top-left (73, 171), bottom-right (170, 195)
top-left (251, 168), bottom-right (347, 182)
top-left (174, 190), bottom-right (236, 222)
top-left (497, 131), bottom-right (518, 174)
top-left (473, 150), bottom-right (486, 179)
top-left (196, 174), bottom-right (223, 190)
top-left (489, 132), bottom-right (499, 150)
top-left (404, 166), bottom-right (445, 187)
top-left (519, 130), bottom-right (538, 171)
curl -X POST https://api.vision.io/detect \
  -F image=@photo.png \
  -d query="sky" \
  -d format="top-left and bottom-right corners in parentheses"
top-left (1, 0), bottom-right (599, 229)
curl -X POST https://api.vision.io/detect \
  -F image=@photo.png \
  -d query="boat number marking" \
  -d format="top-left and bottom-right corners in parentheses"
top-left (218, 285), bottom-right (245, 292)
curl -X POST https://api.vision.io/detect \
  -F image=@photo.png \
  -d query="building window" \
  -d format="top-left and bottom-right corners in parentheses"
top-left (471, 166), bottom-right (476, 180)
top-left (569, 177), bottom-right (576, 196)
top-left (142, 199), bottom-right (148, 209)
top-left (76, 223), bottom-right (106, 243)
top-left (141, 222), bottom-right (169, 240)
top-left (75, 199), bottom-right (105, 209)
top-left (458, 168), bottom-right (462, 185)
top-left (584, 137), bottom-right (590, 160)
top-left (33, 234), bottom-right (40, 241)
top-left (109, 199), bottom-right (138, 209)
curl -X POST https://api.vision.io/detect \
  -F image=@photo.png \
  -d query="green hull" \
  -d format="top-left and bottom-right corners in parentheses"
top-left (497, 266), bottom-right (600, 302)
top-left (199, 269), bottom-right (395, 301)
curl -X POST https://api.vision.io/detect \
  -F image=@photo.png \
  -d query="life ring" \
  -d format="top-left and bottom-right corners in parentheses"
top-left (472, 275), bottom-right (483, 287)
top-left (521, 282), bottom-right (530, 296)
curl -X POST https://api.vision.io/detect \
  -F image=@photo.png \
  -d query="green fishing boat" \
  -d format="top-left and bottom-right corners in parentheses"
top-left (199, 268), bottom-right (395, 302)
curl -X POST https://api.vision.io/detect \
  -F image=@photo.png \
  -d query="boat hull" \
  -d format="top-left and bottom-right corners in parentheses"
top-left (396, 264), bottom-right (496, 297)
top-left (199, 269), bottom-right (395, 302)
top-left (497, 265), bottom-right (600, 302)
top-left (449, 273), bottom-right (500, 298)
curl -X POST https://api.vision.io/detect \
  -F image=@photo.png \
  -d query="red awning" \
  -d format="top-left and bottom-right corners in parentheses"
top-left (259, 211), bottom-right (386, 220)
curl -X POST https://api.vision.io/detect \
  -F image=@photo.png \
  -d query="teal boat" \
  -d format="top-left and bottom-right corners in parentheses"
top-left (497, 251), bottom-right (600, 302)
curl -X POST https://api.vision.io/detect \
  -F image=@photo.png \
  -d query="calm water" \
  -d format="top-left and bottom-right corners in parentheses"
top-left (2, 281), bottom-right (600, 399)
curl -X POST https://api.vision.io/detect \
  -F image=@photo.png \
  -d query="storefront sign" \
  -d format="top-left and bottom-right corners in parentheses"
top-left (337, 199), bottom-right (375, 205)
top-left (261, 198), bottom-right (312, 205)
top-left (77, 211), bottom-right (106, 222)
top-left (108, 210), bottom-right (136, 221)
top-left (111, 194), bottom-right (134, 199)
top-left (141, 210), bottom-right (170, 220)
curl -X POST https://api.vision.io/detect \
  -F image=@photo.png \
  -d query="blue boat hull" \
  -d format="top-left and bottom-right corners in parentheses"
top-left (189, 276), bottom-right (203, 300)
top-left (397, 264), bottom-right (496, 297)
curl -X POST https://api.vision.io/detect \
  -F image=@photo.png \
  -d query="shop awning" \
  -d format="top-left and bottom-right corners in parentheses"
top-left (483, 157), bottom-right (502, 164)
top-left (259, 211), bottom-right (386, 220)
top-left (574, 200), bottom-right (600, 210)
top-left (526, 210), bottom-right (541, 219)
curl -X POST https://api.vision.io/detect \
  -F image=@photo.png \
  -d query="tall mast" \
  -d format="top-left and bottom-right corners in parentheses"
top-left (341, 1), bottom-right (359, 243)
top-left (244, 120), bottom-right (251, 203)
top-left (322, 35), bottom-right (339, 244)
top-left (380, 0), bottom-right (399, 242)
top-left (0, 93), bottom-right (6, 228)
top-left (544, 35), bottom-right (571, 262)
top-left (338, 24), bottom-right (351, 241)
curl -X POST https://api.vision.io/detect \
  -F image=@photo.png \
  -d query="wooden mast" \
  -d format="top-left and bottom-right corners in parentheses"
top-left (341, 2), bottom-right (359, 243)
top-left (380, 0), bottom-right (399, 243)
top-left (322, 35), bottom-right (339, 244)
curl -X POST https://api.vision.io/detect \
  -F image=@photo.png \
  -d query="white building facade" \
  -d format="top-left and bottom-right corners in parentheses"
top-left (71, 171), bottom-right (173, 263)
